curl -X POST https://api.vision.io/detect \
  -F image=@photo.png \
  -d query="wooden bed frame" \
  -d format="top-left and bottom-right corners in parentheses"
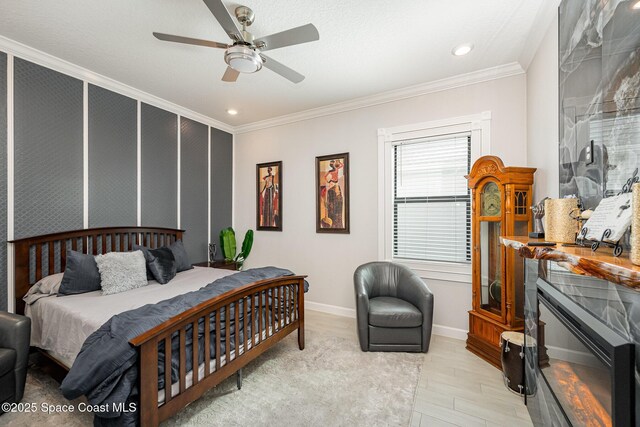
top-left (11, 226), bottom-right (306, 426)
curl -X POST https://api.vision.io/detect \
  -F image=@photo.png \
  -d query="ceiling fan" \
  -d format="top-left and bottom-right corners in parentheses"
top-left (153, 0), bottom-right (319, 83)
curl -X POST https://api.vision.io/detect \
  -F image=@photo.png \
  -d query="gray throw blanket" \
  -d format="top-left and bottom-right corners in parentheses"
top-left (60, 267), bottom-right (307, 426)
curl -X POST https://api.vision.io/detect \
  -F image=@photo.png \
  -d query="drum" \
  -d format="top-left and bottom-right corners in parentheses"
top-left (500, 331), bottom-right (535, 395)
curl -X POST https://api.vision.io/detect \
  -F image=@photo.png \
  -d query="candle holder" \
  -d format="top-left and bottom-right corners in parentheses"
top-left (545, 198), bottom-right (579, 244)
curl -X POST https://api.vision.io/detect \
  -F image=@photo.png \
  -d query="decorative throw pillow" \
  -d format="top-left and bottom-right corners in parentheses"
top-left (132, 244), bottom-right (157, 281)
top-left (169, 240), bottom-right (193, 272)
top-left (94, 250), bottom-right (148, 295)
top-left (133, 245), bottom-right (177, 284)
top-left (58, 250), bottom-right (102, 296)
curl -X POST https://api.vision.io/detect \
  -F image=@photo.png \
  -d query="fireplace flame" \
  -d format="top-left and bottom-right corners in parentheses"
top-left (547, 361), bottom-right (612, 427)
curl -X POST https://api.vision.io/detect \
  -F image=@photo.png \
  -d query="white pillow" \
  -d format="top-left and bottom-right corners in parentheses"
top-left (95, 250), bottom-right (148, 295)
top-left (23, 272), bottom-right (64, 305)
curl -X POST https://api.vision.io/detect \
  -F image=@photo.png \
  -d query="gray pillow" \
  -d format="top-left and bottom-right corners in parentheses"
top-left (58, 250), bottom-right (102, 296)
top-left (134, 245), bottom-right (177, 284)
top-left (132, 244), bottom-right (157, 281)
top-left (25, 272), bottom-right (64, 304)
top-left (95, 251), bottom-right (148, 295)
top-left (169, 240), bottom-right (193, 272)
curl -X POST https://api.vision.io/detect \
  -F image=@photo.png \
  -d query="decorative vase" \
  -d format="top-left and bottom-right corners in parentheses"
top-left (208, 243), bottom-right (217, 262)
top-left (545, 198), bottom-right (579, 244)
top-left (632, 184), bottom-right (640, 266)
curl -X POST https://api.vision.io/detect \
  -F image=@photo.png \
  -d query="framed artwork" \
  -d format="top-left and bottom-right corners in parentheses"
top-left (316, 153), bottom-right (349, 233)
top-left (256, 161), bottom-right (282, 231)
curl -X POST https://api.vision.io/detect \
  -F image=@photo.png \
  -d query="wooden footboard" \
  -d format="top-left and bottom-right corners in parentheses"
top-left (129, 274), bottom-right (306, 427)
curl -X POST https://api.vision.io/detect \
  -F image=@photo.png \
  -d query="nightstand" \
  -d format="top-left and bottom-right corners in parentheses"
top-left (193, 260), bottom-right (240, 271)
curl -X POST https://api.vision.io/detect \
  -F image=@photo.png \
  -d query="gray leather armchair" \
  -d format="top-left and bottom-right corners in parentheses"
top-left (354, 262), bottom-right (433, 352)
top-left (0, 312), bottom-right (30, 405)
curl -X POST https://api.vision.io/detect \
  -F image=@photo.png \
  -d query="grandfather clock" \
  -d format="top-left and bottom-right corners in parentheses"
top-left (466, 156), bottom-right (536, 368)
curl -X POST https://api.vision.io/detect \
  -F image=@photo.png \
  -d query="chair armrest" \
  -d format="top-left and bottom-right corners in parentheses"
top-left (398, 273), bottom-right (434, 351)
top-left (353, 271), bottom-right (371, 351)
top-left (0, 312), bottom-right (31, 371)
top-left (398, 272), bottom-right (433, 309)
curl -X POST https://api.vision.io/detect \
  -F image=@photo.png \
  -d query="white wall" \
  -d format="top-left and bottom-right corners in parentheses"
top-left (234, 74), bottom-right (528, 334)
top-left (527, 16), bottom-right (559, 201)
top-left (526, 15), bottom-right (586, 357)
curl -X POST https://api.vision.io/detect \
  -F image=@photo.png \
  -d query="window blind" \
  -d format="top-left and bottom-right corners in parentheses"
top-left (393, 132), bottom-right (471, 263)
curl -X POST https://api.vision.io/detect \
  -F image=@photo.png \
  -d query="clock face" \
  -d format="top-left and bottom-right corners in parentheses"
top-left (481, 182), bottom-right (501, 216)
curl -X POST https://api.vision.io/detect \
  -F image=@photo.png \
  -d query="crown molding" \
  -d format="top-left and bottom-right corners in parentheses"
top-left (0, 33), bottom-right (529, 136)
top-left (0, 35), bottom-right (234, 133)
top-left (234, 62), bottom-right (524, 134)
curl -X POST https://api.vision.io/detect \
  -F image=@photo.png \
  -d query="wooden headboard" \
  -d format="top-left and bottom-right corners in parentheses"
top-left (10, 226), bottom-right (184, 314)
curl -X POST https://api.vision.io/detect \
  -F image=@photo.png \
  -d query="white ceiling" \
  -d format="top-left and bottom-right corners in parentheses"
top-left (0, 0), bottom-right (555, 127)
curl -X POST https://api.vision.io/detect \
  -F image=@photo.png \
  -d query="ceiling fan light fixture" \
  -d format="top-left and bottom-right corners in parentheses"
top-left (224, 45), bottom-right (263, 73)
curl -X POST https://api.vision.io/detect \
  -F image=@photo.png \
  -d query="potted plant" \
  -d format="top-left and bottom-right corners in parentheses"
top-left (219, 227), bottom-right (254, 269)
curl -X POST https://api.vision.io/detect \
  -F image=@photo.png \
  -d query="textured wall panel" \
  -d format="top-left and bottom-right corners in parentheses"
top-left (14, 58), bottom-right (83, 239)
top-left (211, 128), bottom-right (233, 259)
top-left (180, 118), bottom-right (208, 262)
top-left (141, 103), bottom-right (177, 228)
top-left (88, 85), bottom-right (137, 227)
top-left (0, 52), bottom-right (7, 310)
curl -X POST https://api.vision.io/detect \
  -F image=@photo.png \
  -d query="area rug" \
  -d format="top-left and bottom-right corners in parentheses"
top-left (4, 333), bottom-right (422, 426)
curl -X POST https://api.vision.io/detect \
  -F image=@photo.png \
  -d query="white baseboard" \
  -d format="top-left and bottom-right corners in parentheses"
top-left (432, 324), bottom-right (468, 341)
top-left (305, 301), bottom-right (468, 341)
top-left (305, 301), bottom-right (356, 318)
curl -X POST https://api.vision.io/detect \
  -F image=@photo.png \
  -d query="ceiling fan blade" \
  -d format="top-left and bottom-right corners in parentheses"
top-left (222, 67), bottom-right (240, 82)
top-left (202, 0), bottom-right (244, 42)
top-left (261, 54), bottom-right (304, 83)
top-left (153, 32), bottom-right (228, 49)
top-left (255, 23), bottom-right (319, 52)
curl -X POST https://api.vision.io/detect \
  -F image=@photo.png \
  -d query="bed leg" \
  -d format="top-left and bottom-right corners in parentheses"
top-left (298, 326), bottom-right (305, 350)
top-left (236, 368), bottom-right (243, 390)
top-left (297, 280), bottom-right (305, 351)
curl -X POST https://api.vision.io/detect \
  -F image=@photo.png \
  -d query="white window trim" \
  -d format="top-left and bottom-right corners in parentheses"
top-left (377, 112), bottom-right (491, 284)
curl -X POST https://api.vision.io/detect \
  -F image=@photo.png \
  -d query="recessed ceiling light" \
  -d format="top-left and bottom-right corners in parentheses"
top-left (633, 0), bottom-right (640, 9)
top-left (452, 44), bottom-right (474, 56)
top-left (227, 109), bottom-right (238, 115)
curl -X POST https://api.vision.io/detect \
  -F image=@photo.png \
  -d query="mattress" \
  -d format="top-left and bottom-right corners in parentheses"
top-left (25, 266), bottom-right (235, 367)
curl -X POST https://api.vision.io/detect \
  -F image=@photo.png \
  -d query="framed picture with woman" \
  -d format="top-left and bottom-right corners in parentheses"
top-left (316, 153), bottom-right (349, 233)
top-left (256, 161), bottom-right (282, 231)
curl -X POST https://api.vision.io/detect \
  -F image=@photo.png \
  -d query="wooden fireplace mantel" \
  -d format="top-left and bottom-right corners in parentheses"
top-left (501, 236), bottom-right (640, 290)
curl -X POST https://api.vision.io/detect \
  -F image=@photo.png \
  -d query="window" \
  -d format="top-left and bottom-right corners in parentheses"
top-left (393, 133), bottom-right (471, 263)
top-left (378, 112), bottom-right (490, 282)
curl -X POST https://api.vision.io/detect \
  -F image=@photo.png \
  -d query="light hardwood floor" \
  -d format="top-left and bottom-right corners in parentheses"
top-left (305, 309), bottom-right (533, 427)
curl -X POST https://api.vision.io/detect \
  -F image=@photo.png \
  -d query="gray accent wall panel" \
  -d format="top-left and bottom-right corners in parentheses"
top-left (88, 85), bottom-right (137, 227)
top-left (211, 127), bottom-right (232, 258)
top-left (0, 53), bottom-right (7, 310)
top-left (141, 103), bottom-right (177, 228)
top-left (180, 118), bottom-right (208, 261)
top-left (14, 58), bottom-right (83, 239)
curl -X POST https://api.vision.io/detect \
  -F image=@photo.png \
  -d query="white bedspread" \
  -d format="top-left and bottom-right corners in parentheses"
top-left (25, 267), bottom-right (235, 367)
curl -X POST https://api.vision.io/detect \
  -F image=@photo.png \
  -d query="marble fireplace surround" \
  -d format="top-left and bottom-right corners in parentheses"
top-left (559, 0), bottom-right (640, 209)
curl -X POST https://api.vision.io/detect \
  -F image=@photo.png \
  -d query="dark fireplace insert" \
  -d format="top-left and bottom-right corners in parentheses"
top-left (525, 273), bottom-right (635, 426)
